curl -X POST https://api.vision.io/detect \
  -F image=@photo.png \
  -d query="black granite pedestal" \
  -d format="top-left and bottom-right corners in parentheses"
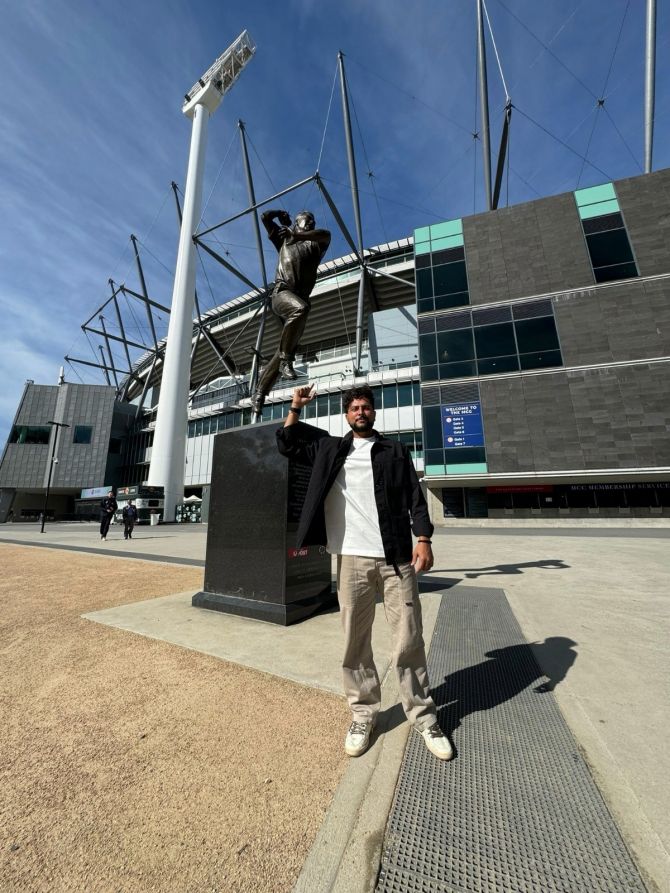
top-left (192, 421), bottom-right (335, 625)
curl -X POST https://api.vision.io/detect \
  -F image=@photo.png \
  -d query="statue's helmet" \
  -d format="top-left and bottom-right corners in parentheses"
top-left (294, 210), bottom-right (315, 231)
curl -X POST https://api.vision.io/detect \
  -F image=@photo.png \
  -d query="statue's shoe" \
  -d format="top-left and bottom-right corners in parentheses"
top-left (279, 361), bottom-right (298, 380)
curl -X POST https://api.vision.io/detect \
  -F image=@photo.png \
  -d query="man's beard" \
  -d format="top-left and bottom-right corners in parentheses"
top-left (349, 417), bottom-right (373, 434)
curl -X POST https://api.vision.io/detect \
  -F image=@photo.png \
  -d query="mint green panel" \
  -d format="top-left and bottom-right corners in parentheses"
top-left (574, 182), bottom-right (616, 207)
top-left (578, 198), bottom-right (620, 220)
top-left (445, 462), bottom-right (488, 475)
top-left (425, 464), bottom-right (447, 476)
top-left (431, 234), bottom-right (464, 251)
top-left (415, 241), bottom-right (432, 255)
top-left (429, 219), bottom-right (462, 239)
top-left (414, 226), bottom-right (431, 244)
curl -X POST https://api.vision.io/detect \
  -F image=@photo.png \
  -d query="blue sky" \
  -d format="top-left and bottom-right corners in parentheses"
top-left (1, 0), bottom-right (669, 445)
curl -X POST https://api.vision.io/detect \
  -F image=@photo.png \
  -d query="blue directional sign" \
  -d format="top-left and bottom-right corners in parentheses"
top-left (441, 402), bottom-right (484, 448)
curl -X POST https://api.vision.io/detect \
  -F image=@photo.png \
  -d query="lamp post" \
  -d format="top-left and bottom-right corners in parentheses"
top-left (40, 421), bottom-right (70, 533)
top-left (148, 31), bottom-right (255, 524)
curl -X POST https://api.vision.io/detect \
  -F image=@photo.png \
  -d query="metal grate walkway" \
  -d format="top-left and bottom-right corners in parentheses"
top-left (376, 586), bottom-right (646, 893)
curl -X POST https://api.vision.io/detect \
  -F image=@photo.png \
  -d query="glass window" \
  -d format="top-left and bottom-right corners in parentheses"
top-left (419, 334), bottom-right (437, 366)
top-left (317, 395), bottom-right (328, 417)
top-left (305, 399), bottom-right (316, 419)
top-left (425, 449), bottom-right (444, 466)
top-left (383, 384), bottom-right (397, 408)
top-left (416, 268), bottom-right (433, 299)
top-left (432, 246), bottom-right (465, 266)
top-left (474, 323), bottom-right (516, 359)
top-left (514, 317), bottom-right (560, 353)
top-left (397, 382), bottom-right (413, 407)
top-left (195, 420), bottom-right (204, 436)
top-left (422, 364), bottom-right (439, 382)
top-left (477, 355), bottom-right (519, 375)
top-left (433, 261), bottom-right (468, 297)
top-left (9, 425), bottom-right (52, 444)
top-left (418, 297), bottom-right (435, 314)
top-left (437, 329), bottom-right (474, 363)
top-left (586, 229), bottom-right (634, 268)
top-left (329, 393), bottom-right (342, 415)
top-left (519, 350), bottom-right (563, 370)
top-left (435, 291), bottom-right (469, 310)
top-left (422, 405), bottom-right (443, 449)
top-left (413, 381), bottom-right (421, 404)
top-left (439, 361), bottom-right (477, 379)
top-left (73, 425), bottom-right (93, 444)
top-left (261, 405), bottom-right (272, 422)
top-left (593, 262), bottom-right (638, 284)
top-left (188, 421), bottom-right (196, 437)
top-left (445, 446), bottom-right (486, 464)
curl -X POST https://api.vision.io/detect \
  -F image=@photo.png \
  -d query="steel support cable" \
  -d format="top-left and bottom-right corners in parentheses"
top-left (482, 0), bottom-right (510, 100)
top-left (346, 55), bottom-right (473, 137)
top-left (506, 0), bottom-right (585, 97)
top-left (65, 358), bottom-right (85, 384)
top-left (416, 140), bottom-right (476, 210)
top-left (577, 0), bottom-right (630, 187)
top-left (194, 245), bottom-right (236, 353)
top-left (199, 128), bottom-right (238, 224)
top-left (316, 61), bottom-right (340, 173)
top-left (317, 188), bottom-right (355, 366)
top-left (493, 0), bottom-right (598, 101)
top-left (603, 107), bottom-right (643, 170)
top-left (348, 83), bottom-right (389, 244)
top-left (514, 106), bottom-right (612, 180)
top-left (318, 175), bottom-right (451, 227)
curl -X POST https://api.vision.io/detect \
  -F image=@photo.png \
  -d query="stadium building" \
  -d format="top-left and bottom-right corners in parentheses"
top-left (1, 167), bottom-right (669, 523)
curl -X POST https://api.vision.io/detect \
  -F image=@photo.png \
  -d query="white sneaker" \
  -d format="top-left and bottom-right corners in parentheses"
top-left (419, 723), bottom-right (454, 760)
top-left (344, 720), bottom-right (374, 757)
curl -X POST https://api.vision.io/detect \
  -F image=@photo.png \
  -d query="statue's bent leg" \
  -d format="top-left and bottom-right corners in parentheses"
top-left (251, 291), bottom-right (310, 414)
top-left (274, 290), bottom-right (310, 379)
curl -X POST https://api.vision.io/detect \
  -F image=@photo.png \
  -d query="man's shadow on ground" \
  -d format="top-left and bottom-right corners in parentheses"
top-left (433, 558), bottom-right (570, 579)
top-left (376, 636), bottom-right (578, 740)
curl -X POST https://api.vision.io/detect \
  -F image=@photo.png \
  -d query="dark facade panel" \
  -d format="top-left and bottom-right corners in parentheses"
top-left (481, 362), bottom-right (670, 473)
top-left (463, 194), bottom-right (594, 306)
top-left (553, 278), bottom-right (670, 368)
top-left (0, 382), bottom-right (118, 490)
top-left (615, 168), bottom-right (670, 277)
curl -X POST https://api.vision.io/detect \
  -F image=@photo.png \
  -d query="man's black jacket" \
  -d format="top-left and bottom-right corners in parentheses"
top-left (100, 496), bottom-right (117, 516)
top-left (276, 421), bottom-right (433, 566)
top-left (122, 505), bottom-right (138, 521)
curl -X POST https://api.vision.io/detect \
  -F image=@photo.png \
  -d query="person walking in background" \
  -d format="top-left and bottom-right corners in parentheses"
top-left (99, 490), bottom-right (117, 541)
top-left (276, 384), bottom-right (453, 761)
top-left (122, 499), bottom-right (138, 540)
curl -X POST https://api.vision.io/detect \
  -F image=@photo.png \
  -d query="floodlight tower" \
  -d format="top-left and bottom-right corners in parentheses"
top-left (148, 32), bottom-right (255, 522)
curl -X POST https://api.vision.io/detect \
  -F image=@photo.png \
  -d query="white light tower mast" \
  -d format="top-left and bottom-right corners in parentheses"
top-left (148, 32), bottom-right (255, 521)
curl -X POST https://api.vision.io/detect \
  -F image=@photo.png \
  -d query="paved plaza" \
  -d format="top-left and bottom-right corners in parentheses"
top-left (1, 519), bottom-right (669, 892)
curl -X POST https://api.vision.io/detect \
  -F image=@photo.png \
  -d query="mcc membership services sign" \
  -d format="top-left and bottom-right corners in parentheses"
top-left (441, 402), bottom-right (484, 448)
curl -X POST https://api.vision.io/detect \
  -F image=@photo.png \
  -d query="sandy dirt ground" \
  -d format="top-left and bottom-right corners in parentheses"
top-left (0, 545), bottom-right (349, 893)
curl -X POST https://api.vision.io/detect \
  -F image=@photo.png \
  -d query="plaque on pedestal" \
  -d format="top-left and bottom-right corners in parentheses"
top-left (192, 421), bottom-right (335, 624)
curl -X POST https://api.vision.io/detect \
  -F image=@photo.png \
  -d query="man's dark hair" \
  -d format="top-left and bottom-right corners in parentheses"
top-left (342, 386), bottom-right (375, 412)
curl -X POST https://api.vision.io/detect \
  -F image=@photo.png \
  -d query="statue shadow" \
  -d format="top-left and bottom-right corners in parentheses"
top-left (376, 636), bottom-right (578, 740)
top-left (436, 559), bottom-right (569, 578)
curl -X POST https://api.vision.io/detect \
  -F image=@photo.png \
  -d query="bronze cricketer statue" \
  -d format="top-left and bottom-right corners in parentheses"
top-left (251, 209), bottom-right (331, 415)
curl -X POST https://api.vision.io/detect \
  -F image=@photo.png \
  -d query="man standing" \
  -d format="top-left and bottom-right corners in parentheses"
top-left (99, 490), bottom-right (117, 541)
top-left (250, 210), bottom-right (330, 415)
top-left (276, 385), bottom-right (452, 760)
top-left (122, 499), bottom-right (138, 540)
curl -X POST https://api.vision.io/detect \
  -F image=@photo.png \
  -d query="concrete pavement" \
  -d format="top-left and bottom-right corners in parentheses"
top-left (2, 519), bottom-right (669, 891)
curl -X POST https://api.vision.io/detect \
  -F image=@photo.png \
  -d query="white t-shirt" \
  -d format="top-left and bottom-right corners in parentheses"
top-left (323, 436), bottom-right (385, 557)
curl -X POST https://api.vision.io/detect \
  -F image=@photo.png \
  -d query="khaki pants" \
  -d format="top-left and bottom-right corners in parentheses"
top-left (336, 555), bottom-right (437, 730)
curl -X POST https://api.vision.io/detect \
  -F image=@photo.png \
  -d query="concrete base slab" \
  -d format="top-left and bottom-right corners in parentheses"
top-left (83, 590), bottom-right (440, 698)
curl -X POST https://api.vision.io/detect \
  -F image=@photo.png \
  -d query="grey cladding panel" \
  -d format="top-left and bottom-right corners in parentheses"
top-left (616, 168), bottom-right (670, 277)
top-left (482, 363), bottom-right (670, 473)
